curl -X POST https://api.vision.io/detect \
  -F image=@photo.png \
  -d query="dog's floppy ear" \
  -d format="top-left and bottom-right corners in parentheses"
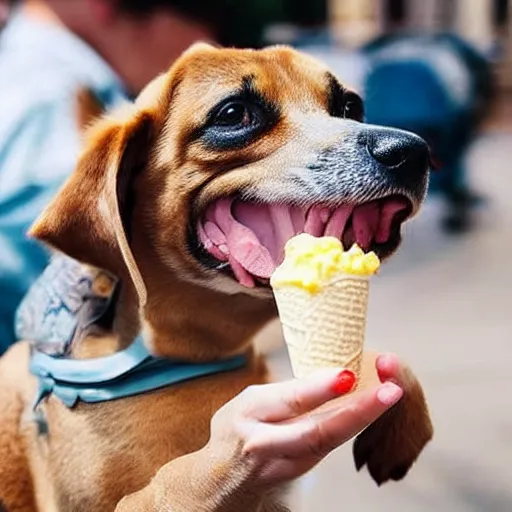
top-left (30, 94), bottom-right (164, 307)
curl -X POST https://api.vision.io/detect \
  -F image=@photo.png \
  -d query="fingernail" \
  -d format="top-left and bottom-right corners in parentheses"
top-left (377, 382), bottom-right (403, 406)
top-left (376, 353), bottom-right (395, 367)
top-left (331, 370), bottom-right (356, 395)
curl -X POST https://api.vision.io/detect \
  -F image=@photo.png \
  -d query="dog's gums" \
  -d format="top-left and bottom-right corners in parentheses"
top-left (197, 195), bottom-right (412, 288)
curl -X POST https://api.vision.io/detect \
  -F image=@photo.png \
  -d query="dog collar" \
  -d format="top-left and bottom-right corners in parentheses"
top-left (30, 335), bottom-right (246, 409)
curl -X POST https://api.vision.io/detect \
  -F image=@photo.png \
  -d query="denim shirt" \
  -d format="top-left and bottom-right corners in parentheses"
top-left (0, 11), bottom-right (127, 352)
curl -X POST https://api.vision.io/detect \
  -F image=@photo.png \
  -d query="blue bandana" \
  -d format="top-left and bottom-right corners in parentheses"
top-left (30, 335), bottom-right (246, 409)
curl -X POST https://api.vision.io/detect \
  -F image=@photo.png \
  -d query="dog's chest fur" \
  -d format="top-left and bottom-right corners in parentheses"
top-left (25, 361), bottom-right (269, 512)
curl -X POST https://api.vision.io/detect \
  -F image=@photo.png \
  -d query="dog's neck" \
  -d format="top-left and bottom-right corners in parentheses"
top-left (72, 276), bottom-right (277, 362)
top-left (141, 281), bottom-right (277, 361)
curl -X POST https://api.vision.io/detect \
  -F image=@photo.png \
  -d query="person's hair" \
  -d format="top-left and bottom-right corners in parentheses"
top-left (119, 0), bottom-right (223, 23)
top-left (118, 0), bottom-right (285, 47)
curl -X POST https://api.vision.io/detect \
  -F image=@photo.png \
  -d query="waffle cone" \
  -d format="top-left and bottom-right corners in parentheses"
top-left (273, 275), bottom-right (369, 379)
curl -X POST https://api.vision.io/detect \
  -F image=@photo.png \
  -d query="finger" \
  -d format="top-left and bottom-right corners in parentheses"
top-left (375, 353), bottom-right (400, 383)
top-left (245, 382), bottom-right (404, 460)
top-left (240, 368), bottom-right (356, 422)
top-left (376, 353), bottom-right (412, 387)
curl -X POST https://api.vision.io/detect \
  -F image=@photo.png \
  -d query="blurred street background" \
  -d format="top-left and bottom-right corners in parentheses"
top-left (258, 1), bottom-right (512, 510)
top-left (1, 0), bottom-right (512, 510)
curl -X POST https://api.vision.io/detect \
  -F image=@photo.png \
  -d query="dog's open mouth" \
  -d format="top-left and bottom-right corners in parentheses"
top-left (195, 196), bottom-right (413, 288)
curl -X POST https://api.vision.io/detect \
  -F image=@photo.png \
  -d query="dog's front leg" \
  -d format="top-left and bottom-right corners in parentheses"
top-left (115, 448), bottom-right (279, 512)
top-left (353, 351), bottom-right (434, 485)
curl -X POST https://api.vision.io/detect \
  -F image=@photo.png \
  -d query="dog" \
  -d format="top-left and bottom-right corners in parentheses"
top-left (0, 43), bottom-right (433, 511)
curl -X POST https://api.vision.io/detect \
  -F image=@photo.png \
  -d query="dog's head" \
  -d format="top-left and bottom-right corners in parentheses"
top-left (31, 44), bottom-right (430, 355)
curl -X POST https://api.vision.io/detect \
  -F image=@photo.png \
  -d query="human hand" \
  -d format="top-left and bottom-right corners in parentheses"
top-left (116, 354), bottom-right (432, 512)
top-left (206, 356), bottom-right (404, 490)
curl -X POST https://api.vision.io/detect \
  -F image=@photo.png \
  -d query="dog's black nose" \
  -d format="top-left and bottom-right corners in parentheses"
top-left (366, 127), bottom-right (428, 169)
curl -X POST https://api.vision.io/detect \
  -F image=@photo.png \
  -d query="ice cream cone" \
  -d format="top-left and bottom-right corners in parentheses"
top-left (270, 233), bottom-right (379, 381)
top-left (273, 274), bottom-right (369, 379)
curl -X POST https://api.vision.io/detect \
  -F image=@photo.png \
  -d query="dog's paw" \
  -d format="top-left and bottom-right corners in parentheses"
top-left (353, 365), bottom-right (433, 486)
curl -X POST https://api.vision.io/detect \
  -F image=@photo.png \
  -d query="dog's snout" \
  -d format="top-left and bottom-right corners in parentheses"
top-left (366, 128), bottom-right (429, 169)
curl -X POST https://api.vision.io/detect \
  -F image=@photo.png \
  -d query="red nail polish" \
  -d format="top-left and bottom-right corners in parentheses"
top-left (332, 370), bottom-right (356, 395)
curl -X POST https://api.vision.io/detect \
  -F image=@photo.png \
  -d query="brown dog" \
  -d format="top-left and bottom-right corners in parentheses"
top-left (0, 43), bottom-right (433, 511)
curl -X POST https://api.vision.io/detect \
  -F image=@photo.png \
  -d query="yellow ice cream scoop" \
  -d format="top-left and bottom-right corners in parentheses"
top-left (271, 233), bottom-right (380, 293)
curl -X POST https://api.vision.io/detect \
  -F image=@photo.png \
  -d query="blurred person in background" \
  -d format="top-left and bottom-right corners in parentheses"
top-left (0, 0), bottom-right (12, 29)
top-left (0, 0), bottom-right (284, 353)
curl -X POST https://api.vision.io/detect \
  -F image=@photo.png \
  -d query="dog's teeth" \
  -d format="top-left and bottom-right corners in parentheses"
top-left (352, 202), bottom-right (379, 250)
top-left (204, 221), bottom-right (227, 246)
top-left (269, 204), bottom-right (295, 263)
top-left (305, 205), bottom-right (329, 237)
top-left (320, 208), bottom-right (331, 224)
top-left (325, 206), bottom-right (353, 239)
top-left (228, 256), bottom-right (255, 288)
top-left (219, 244), bottom-right (230, 256)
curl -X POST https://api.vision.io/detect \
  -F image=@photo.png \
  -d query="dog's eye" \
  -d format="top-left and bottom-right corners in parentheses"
top-left (343, 94), bottom-right (364, 122)
top-left (201, 94), bottom-right (278, 150)
top-left (213, 101), bottom-right (253, 128)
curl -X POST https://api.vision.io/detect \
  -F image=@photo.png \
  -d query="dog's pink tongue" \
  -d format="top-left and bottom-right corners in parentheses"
top-left (376, 198), bottom-right (410, 243)
top-left (199, 199), bottom-right (302, 283)
top-left (211, 199), bottom-right (275, 279)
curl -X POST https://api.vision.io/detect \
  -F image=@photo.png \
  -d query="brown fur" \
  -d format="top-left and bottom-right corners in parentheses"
top-left (74, 87), bottom-right (106, 133)
top-left (0, 44), bottom-right (432, 511)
